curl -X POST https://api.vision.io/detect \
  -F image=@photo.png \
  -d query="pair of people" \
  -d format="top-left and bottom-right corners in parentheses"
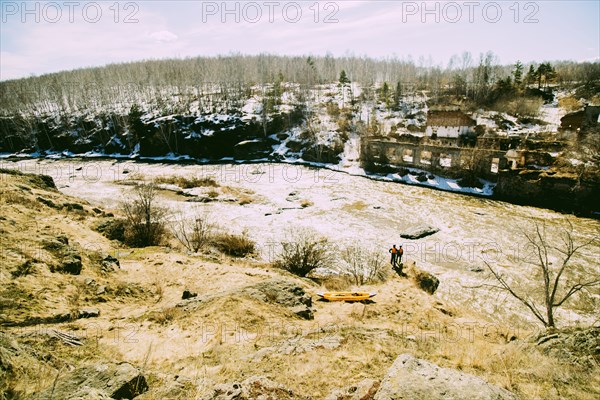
top-left (389, 244), bottom-right (403, 268)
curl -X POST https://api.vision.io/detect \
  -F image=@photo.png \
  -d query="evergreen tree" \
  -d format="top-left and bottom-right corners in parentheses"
top-left (536, 63), bottom-right (556, 89)
top-left (394, 81), bottom-right (402, 109)
top-left (380, 82), bottom-right (391, 109)
top-left (338, 70), bottom-right (351, 107)
top-left (512, 61), bottom-right (524, 87)
top-left (526, 65), bottom-right (538, 86)
top-left (338, 70), bottom-right (350, 86)
top-left (127, 104), bottom-right (147, 142)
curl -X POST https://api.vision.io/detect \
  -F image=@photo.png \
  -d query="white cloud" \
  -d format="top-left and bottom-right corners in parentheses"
top-left (149, 30), bottom-right (178, 44)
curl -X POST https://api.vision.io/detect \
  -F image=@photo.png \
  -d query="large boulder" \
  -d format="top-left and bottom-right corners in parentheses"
top-left (400, 225), bottom-right (439, 240)
top-left (243, 280), bottom-right (313, 319)
top-left (34, 362), bottom-right (148, 400)
top-left (374, 354), bottom-right (519, 400)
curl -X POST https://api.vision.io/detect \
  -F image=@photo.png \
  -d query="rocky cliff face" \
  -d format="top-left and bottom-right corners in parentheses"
top-left (495, 169), bottom-right (600, 215)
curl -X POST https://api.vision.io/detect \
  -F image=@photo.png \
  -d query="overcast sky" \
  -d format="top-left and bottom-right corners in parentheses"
top-left (1, 0), bottom-right (599, 80)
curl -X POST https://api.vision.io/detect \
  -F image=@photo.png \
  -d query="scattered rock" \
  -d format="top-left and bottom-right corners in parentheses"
top-left (62, 202), bottom-right (84, 211)
top-left (249, 335), bottom-right (343, 362)
top-left (101, 254), bottom-right (120, 272)
top-left (42, 237), bottom-right (67, 251)
top-left (325, 379), bottom-right (380, 400)
top-left (182, 289), bottom-right (197, 300)
top-left (410, 266), bottom-right (439, 295)
top-left (92, 207), bottom-right (103, 214)
top-left (469, 266), bottom-right (484, 273)
top-left (35, 362), bottom-right (148, 400)
top-left (84, 278), bottom-right (96, 286)
top-left (36, 196), bottom-right (58, 208)
top-left (58, 250), bottom-right (83, 275)
top-left (286, 191), bottom-right (301, 202)
top-left (399, 225), bottom-right (439, 240)
top-left (202, 376), bottom-right (309, 400)
top-left (374, 354), bottom-right (519, 400)
top-left (96, 285), bottom-right (107, 295)
top-left (78, 307), bottom-right (100, 319)
top-left (290, 305), bottom-right (314, 320)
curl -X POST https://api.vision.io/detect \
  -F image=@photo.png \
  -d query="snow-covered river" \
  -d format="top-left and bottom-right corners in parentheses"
top-left (4, 158), bottom-right (599, 327)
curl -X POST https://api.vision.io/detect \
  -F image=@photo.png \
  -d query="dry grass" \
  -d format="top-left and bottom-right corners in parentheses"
top-left (212, 232), bottom-right (256, 257)
top-left (1, 169), bottom-right (598, 400)
top-left (154, 175), bottom-right (219, 188)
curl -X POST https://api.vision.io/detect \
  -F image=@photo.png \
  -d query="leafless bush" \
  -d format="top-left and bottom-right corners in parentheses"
top-left (172, 209), bottom-right (215, 253)
top-left (274, 228), bottom-right (333, 277)
top-left (341, 245), bottom-right (388, 285)
top-left (121, 183), bottom-right (169, 247)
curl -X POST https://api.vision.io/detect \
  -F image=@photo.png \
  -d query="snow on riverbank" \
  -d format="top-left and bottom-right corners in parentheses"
top-left (0, 151), bottom-right (496, 198)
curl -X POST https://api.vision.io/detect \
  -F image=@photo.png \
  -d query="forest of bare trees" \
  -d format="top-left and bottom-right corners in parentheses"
top-left (1, 53), bottom-right (598, 117)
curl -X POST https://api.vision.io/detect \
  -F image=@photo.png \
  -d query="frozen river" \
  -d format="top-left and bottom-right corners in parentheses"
top-left (3, 158), bottom-right (599, 327)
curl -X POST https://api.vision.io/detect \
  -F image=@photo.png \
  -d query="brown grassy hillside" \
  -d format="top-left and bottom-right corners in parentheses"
top-left (0, 169), bottom-right (598, 399)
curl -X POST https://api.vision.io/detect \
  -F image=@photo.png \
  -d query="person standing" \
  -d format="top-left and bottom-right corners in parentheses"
top-left (398, 245), bottom-right (404, 264)
top-left (389, 245), bottom-right (398, 266)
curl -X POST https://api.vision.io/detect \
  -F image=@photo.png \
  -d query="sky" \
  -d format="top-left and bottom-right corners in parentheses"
top-left (1, 0), bottom-right (599, 80)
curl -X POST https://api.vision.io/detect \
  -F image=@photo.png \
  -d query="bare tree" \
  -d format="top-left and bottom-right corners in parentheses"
top-left (484, 221), bottom-right (599, 328)
top-left (172, 209), bottom-right (215, 253)
top-left (342, 245), bottom-right (388, 285)
top-left (121, 183), bottom-right (169, 247)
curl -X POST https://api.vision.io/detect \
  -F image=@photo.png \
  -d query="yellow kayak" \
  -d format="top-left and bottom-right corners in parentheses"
top-left (317, 292), bottom-right (376, 302)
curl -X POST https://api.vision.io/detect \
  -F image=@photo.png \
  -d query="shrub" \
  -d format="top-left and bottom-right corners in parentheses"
top-left (95, 218), bottom-right (127, 242)
top-left (341, 245), bottom-right (388, 285)
top-left (11, 260), bottom-right (35, 278)
top-left (121, 183), bottom-right (168, 247)
top-left (172, 210), bottom-right (215, 253)
top-left (493, 96), bottom-right (543, 117)
top-left (326, 102), bottom-right (341, 118)
top-left (275, 229), bottom-right (333, 277)
top-left (213, 231), bottom-right (256, 257)
top-left (558, 96), bottom-right (582, 112)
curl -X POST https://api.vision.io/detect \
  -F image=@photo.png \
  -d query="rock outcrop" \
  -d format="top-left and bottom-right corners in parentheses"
top-left (243, 280), bottom-right (314, 319)
top-left (178, 279), bottom-right (314, 320)
top-left (536, 327), bottom-right (599, 368)
top-left (34, 362), bottom-right (148, 400)
top-left (374, 354), bottom-right (519, 400)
